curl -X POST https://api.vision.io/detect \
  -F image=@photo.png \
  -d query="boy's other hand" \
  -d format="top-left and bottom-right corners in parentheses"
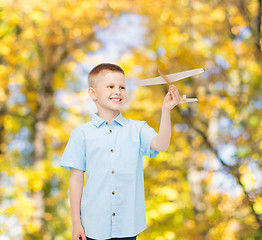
top-left (162, 85), bottom-right (182, 111)
top-left (72, 223), bottom-right (86, 240)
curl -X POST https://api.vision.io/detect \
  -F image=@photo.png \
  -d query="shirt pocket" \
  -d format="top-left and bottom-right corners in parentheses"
top-left (118, 141), bottom-right (139, 174)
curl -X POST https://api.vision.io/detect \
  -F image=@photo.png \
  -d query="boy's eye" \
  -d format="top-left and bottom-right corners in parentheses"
top-left (120, 87), bottom-right (125, 89)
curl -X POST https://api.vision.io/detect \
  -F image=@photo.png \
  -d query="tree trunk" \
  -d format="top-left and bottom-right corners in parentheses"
top-left (31, 70), bottom-right (54, 234)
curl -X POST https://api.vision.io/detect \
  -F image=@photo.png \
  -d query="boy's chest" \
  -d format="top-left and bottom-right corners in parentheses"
top-left (85, 126), bottom-right (141, 175)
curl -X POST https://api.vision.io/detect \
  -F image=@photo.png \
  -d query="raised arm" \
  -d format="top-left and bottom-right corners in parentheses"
top-left (150, 85), bottom-right (181, 152)
top-left (69, 168), bottom-right (86, 240)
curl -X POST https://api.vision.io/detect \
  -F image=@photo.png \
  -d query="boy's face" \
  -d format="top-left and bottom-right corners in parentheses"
top-left (88, 71), bottom-right (127, 113)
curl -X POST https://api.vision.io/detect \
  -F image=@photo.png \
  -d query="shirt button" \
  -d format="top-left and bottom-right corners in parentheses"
top-left (106, 122), bottom-right (109, 125)
top-left (112, 170), bottom-right (115, 174)
top-left (109, 130), bottom-right (112, 133)
top-left (112, 191), bottom-right (115, 195)
top-left (110, 149), bottom-right (114, 152)
top-left (112, 213), bottom-right (115, 216)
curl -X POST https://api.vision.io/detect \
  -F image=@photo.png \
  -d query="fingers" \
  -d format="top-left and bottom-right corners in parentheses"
top-left (171, 84), bottom-right (180, 96)
top-left (169, 85), bottom-right (180, 102)
top-left (170, 88), bottom-right (176, 99)
top-left (80, 232), bottom-right (86, 240)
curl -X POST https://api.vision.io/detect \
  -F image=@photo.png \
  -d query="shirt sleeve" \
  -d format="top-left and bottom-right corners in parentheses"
top-left (140, 121), bottom-right (159, 158)
top-left (59, 128), bottom-right (86, 172)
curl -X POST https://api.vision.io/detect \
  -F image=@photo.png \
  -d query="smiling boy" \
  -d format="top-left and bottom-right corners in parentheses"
top-left (60, 63), bottom-right (182, 240)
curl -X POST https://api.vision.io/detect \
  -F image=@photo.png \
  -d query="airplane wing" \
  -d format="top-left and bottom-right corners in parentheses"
top-left (133, 68), bottom-right (204, 86)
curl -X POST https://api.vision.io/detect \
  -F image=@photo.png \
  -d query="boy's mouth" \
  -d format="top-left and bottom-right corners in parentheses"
top-left (110, 98), bottom-right (122, 102)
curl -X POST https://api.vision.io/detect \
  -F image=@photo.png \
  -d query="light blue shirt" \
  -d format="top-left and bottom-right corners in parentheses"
top-left (59, 112), bottom-right (159, 239)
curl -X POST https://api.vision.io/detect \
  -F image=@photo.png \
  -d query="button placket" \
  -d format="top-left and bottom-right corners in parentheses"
top-left (108, 123), bottom-right (117, 223)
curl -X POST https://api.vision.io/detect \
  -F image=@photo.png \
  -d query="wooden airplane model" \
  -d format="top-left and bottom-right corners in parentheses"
top-left (133, 68), bottom-right (204, 103)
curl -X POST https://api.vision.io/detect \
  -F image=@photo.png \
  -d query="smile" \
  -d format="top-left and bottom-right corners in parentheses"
top-left (110, 98), bottom-right (122, 102)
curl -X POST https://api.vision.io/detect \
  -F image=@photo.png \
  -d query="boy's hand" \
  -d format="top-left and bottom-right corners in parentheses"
top-left (162, 85), bottom-right (185, 111)
top-left (72, 223), bottom-right (86, 240)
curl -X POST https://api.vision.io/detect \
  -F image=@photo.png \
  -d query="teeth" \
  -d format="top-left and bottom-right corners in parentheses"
top-left (111, 98), bottom-right (121, 101)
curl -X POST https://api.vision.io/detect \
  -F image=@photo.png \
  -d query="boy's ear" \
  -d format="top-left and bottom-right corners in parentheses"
top-left (88, 87), bottom-right (97, 101)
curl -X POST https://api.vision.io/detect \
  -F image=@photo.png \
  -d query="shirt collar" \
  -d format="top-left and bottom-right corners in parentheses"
top-left (91, 112), bottom-right (126, 127)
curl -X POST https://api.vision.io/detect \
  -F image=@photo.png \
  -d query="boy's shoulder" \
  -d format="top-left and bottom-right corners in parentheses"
top-left (125, 118), bottom-right (149, 129)
top-left (126, 118), bottom-right (146, 124)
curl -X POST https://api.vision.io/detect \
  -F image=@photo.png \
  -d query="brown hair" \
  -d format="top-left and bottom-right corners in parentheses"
top-left (88, 63), bottom-right (125, 87)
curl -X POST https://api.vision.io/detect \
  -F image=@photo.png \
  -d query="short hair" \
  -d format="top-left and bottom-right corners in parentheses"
top-left (88, 63), bottom-right (125, 88)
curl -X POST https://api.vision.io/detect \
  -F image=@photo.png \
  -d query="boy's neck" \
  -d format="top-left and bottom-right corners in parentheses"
top-left (97, 110), bottom-right (121, 124)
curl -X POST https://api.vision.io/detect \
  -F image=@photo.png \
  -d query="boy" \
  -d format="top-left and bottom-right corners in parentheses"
top-left (60, 63), bottom-right (182, 240)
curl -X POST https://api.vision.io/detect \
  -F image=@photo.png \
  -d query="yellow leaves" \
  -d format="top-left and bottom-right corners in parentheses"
top-left (0, 44), bottom-right (10, 56)
top-left (0, 88), bottom-right (7, 102)
top-left (239, 165), bottom-right (247, 174)
top-left (248, 115), bottom-right (259, 127)
top-left (30, 10), bottom-right (46, 24)
top-left (228, 4), bottom-right (238, 16)
top-left (192, 1), bottom-right (210, 12)
top-left (53, 73), bottom-right (66, 89)
top-left (240, 167), bottom-right (258, 191)
top-left (44, 212), bottom-right (53, 221)
top-left (29, 176), bottom-right (44, 192)
top-left (26, 90), bottom-right (39, 103)
top-left (71, 49), bottom-right (86, 62)
top-left (160, 12), bottom-right (169, 22)
top-left (27, 170), bottom-right (45, 192)
top-left (163, 231), bottom-right (176, 240)
top-left (108, 1), bottom-right (118, 10)
top-left (108, 0), bottom-right (131, 12)
top-left (252, 152), bottom-right (260, 161)
top-left (253, 197), bottom-right (262, 214)
top-left (169, 30), bottom-right (189, 46)
top-left (0, 65), bottom-right (9, 78)
top-left (13, 170), bottom-right (28, 192)
top-left (157, 151), bottom-right (172, 163)
top-left (147, 209), bottom-right (159, 221)
top-left (198, 95), bottom-right (223, 119)
top-left (46, 118), bottom-right (68, 143)
top-left (229, 14), bottom-right (245, 27)
top-left (131, 87), bottom-right (162, 113)
top-left (230, 70), bottom-right (240, 87)
top-left (159, 186), bottom-right (178, 201)
top-left (158, 202), bottom-right (177, 214)
top-left (25, 161), bottom-right (49, 192)
top-left (9, 72), bottom-right (25, 84)
top-left (191, 135), bottom-right (203, 148)
top-left (22, 27), bottom-right (35, 40)
top-left (219, 97), bottom-right (237, 119)
top-left (4, 115), bottom-right (20, 133)
top-left (14, 194), bottom-right (35, 222)
top-left (223, 219), bottom-right (240, 240)
top-left (211, 8), bottom-right (225, 22)
top-left (206, 192), bottom-right (220, 205)
top-left (186, 219), bottom-right (195, 229)
top-left (0, 35), bottom-right (16, 58)
top-left (1, 10), bottom-right (21, 25)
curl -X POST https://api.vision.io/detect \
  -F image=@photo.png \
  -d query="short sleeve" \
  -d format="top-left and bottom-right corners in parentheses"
top-left (140, 121), bottom-right (159, 158)
top-left (59, 128), bottom-right (86, 172)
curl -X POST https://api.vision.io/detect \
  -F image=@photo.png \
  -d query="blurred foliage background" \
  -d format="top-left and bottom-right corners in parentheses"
top-left (0, 0), bottom-right (261, 239)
